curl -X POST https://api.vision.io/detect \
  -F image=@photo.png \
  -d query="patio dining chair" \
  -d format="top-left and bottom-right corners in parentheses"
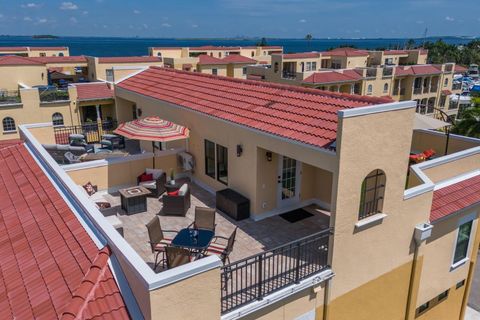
top-left (188, 206), bottom-right (216, 231)
top-left (207, 227), bottom-right (237, 265)
top-left (165, 246), bottom-right (191, 269)
top-left (145, 216), bottom-right (178, 270)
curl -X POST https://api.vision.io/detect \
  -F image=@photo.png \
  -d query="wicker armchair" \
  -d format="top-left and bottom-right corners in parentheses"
top-left (162, 183), bottom-right (191, 216)
top-left (137, 169), bottom-right (167, 197)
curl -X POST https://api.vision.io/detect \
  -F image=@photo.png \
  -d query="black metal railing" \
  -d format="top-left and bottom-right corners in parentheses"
top-left (0, 90), bottom-right (21, 105)
top-left (358, 197), bottom-right (383, 220)
top-left (53, 121), bottom-right (117, 144)
top-left (366, 68), bottom-right (377, 78)
top-left (220, 228), bottom-right (331, 314)
top-left (382, 68), bottom-right (393, 77)
top-left (282, 71), bottom-right (297, 79)
top-left (39, 89), bottom-right (70, 102)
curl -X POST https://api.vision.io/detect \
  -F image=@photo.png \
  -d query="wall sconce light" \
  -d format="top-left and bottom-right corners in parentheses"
top-left (266, 151), bottom-right (272, 162)
top-left (236, 144), bottom-right (243, 157)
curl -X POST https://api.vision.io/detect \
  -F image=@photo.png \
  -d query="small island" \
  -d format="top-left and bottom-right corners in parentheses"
top-left (32, 34), bottom-right (59, 39)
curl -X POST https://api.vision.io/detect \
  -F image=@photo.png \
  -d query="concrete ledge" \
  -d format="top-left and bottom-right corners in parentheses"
top-left (354, 213), bottom-right (387, 229)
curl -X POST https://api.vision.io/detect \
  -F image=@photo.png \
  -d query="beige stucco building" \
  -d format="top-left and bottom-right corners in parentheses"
top-left (0, 46), bottom-right (70, 57)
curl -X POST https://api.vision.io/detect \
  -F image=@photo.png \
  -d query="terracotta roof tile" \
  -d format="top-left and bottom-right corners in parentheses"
top-left (190, 46), bottom-right (241, 51)
top-left (198, 54), bottom-right (226, 65)
top-left (117, 67), bottom-right (392, 149)
top-left (0, 47), bottom-right (29, 52)
top-left (31, 56), bottom-right (87, 64)
top-left (283, 52), bottom-right (321, 59)
top-left (221, 54), bottom-right (257, 64)
top-left (395, 65), bottom-right (442, 76)
top-left (29, 47), bottom-right (68, 51)
top-left (98, 56), bottom-right (162, 63)
top-left (75, 83), bottom-right (114, 101)
top-left (454, 65), bottom-right (468, 73)
top-left (430, 174), bottom-right (480, 222)
top-left (0, 142), bottom-right (130, 319)
top-left (323, 47), bottom-right (369, 57)
top-left (0, 55), bottom-right (45, 66)
top-left (303, 69), bottom-right (363, 84)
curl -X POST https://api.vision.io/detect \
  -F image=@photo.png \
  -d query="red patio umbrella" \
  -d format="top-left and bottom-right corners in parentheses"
top-left (114, 116), bottom-right (189, 167)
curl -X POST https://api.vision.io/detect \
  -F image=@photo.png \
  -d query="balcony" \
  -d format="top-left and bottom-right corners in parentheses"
top-left (452, 83), bottom-right (462, 90)
top-left (430, 85), bottom-right (438, 93)
top-left (382, 68), bottom-right (393, 77)
top-left (0, 90), bottom-right (21, 105)
top-left (366, 68), bottom-right (377, 78)
top-left (39, 89), bottom-right (70, 103)
top-left (282, 71), bottom-right (297, 80)
top-left (393, 87), bottom-right (406, 96)
top-left (413, 87), bottom-right (422, 95)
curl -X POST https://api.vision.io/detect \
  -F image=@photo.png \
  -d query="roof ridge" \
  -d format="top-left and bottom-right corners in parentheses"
top-left (148, 66), bottom-right (391, 105)
top-left (60, 246), bottom-right (112, 320)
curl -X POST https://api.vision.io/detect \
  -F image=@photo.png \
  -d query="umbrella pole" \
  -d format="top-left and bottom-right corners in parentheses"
top-left (445, 128), bottom-right (450, 156)
top-left (152, 141), bottom-right (155, 169)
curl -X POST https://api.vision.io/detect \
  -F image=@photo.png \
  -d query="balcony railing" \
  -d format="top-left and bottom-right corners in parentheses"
top-left (452, 83), bottom-right (462, 90)
top-left (393, 87), bottom-right (406, 96)
top-left (220, 228), bottom-right (331, 314)
top-left (430, 85), bottom-right (438, 92)
top-left (282, 71), bottom-right (297, 79)
top-left (366, 68), bottom-right (377, 78)
top-left (39, 89), bottom-right (70, 103)
top-left (413, 87), bottom-right (422, 95)
top-left (53, 121), bottom-right (117, 144)
top-left (0, 90), bottom-right (21, 105)
top-left (382, 68), bottom-right (393, 77)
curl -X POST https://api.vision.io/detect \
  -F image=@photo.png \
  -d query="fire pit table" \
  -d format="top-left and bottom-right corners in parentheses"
top-left (119, 186), bottom-right (151, 214)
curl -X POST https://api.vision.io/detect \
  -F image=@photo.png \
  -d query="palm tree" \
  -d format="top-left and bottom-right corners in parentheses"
top-left (451, 99), bottom-right (480, 138)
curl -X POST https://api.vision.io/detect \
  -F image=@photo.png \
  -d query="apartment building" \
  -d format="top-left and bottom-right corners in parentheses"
top-left (150, 45), bottom-right (282, 61)
top-left (9, 66), bottom-right (478, 320)
top-left (0, 46), bottom-right (70, 57)
top-left (247, 48), bottom-right (461, 119)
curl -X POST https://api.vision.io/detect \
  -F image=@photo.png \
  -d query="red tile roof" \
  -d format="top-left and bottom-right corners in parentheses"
top-left (117, 67), bottom-right (392, 149)
top-left (384, 50), bottom-right (408, 55)
top-left (29, 47), bottom-right (68, 51)
top-left (442, 89), bottom-right (452, 95)
top-left (0, 55), bottom-right (44, 66)
top-left (0, 46), bottom-right (28, 52)
top-left (430, 174), bottom-right (480, 222)
top-left (395, 65), bottom-right (442, 76)
top-left (323, 47), bottom-right (369, 57)
top-left (197, 54), bottom-right (226, 65)
top-left (98, 56), bottom-right (162, 63)
top-left (31, 56), bottom-right (87, 64)
top-left (454, 65), bottom-right (468, 73)
top-left (222, 54), bottom-right (257, 64)
top-left (190, 46), bottom-right (241, 51)
top-left (151, 47), bottom-right (182, 50)
top-left (303, 69), bottom-right (363, 84)
top-left (0, 142), bottom-right (129, 319)
top-left (75, 83), bottom-right (114, 100)
top-left (283, 52), bottom-right (321, 59)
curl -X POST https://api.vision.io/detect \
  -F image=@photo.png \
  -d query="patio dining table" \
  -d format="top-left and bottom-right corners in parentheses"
top-left (171, 228), bottom-right (214, 257)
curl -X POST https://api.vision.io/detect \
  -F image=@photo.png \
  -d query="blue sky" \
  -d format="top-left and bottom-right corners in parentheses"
top-left (1, 0), bottom-right (479, 38)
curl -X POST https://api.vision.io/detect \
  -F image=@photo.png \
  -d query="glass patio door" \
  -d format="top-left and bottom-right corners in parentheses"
top-left (277, 156), bottom-right (301, 207)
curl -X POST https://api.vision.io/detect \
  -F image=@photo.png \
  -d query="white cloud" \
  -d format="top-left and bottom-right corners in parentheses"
top-left (192, 24), bottom-right (199, 28)
top-left (299, 19), bottom-right (306, 23)
top-left (161, 22), bottom-right (171, 28)
top-left (82, 10), bottom-right (88, 15)
top-left (143, 23), bottom-right (148, 29)
top-left (445, 16), bottom-right (454, 21)
top-left (133, 9), bottom-right (140, 14)
top-left (60, 2), bottom-right (78, 10)
top-left (24, 16), bottom-right (32, 21)
top-left (21, 3), bottom-right (41, 8)
top-left (37, 18), bottom-right (48, 23)
top-left (416, 20), bottom-right (424, 24)
top-left (69, 16), bottom-right (77, 23)
top-left (354, 29), bottom-right (360, 33)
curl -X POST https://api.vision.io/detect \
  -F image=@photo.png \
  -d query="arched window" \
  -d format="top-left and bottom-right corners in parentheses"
top-left (251, 51), bottom-right (254, 57)
top-left (2, 117), bottom-right (16, 132)
top-left (274, 62), bottom-right (279, 73)
top-left (383, 83), bottom-right (388, 93)
top-left (367, 84), bottom-right (373, 94)
top-left (59, 52), bottom-right (64, 57)
top-left (359, 169), bottom-right (386, 220)
top-left (444, 78), bottom-right (449, 87)
top-left (52, 112), bottom-right (64, 126)
top-left (157, 52), bottom-right (162, 57)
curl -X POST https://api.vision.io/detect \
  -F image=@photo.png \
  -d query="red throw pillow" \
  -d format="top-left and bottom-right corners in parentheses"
top-left (140, 173), bottom-right (153, 182)
top-left (167, 190), bottom-right (179, 196)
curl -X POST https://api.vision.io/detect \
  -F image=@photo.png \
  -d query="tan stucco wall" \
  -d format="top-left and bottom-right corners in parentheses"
top-left (197, 64), bottom-right (228, 76)
top-left (330, 107), bottom-right (431, 302)
top-left (28, 49), bottom-right (69, 57)
top-left (345, 56), bottom-right (368, 68)
top-left (0, 64), bottom-right (48, 90)
top-left (149, 268), bottom-right (221, 320)
top-left (28, 125), bottom-right (56, 144)
top-left (240, 286), bottom-right (325, 320)
top-left (411, 130), bottom-right (480, 156)
top-left (328, 261), bottom-right (412, 320)
top-left (415, 283), bottom-right (466, 320)
top-left (422, 153), bottom-right (480, 183)
top-left (418, 211), bottom-right (479, 304)
top-left (0, 89), bottom-right (76, 140)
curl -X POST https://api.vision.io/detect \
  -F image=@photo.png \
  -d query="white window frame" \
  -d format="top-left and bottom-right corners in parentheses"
top-left (450, 212), bottom-right (476, 270)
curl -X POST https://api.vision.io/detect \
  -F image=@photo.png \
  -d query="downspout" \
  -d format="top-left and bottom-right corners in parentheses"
top-left (405, 223), bottom-right (433, 320)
